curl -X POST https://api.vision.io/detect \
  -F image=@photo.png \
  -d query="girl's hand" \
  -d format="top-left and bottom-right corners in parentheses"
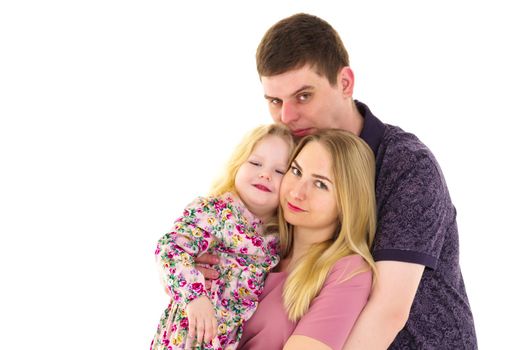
top-left (185, 296), bottom-right (218, 349)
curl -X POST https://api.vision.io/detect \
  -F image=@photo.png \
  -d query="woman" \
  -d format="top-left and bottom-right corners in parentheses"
top-left (238, 129), bottom-right (377, 350)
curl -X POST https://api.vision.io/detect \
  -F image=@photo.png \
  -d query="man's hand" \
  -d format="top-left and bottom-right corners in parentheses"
top-left (185, 295), bottom-right (218, 349)
top-left (195, 253), bottom-right (220, 289)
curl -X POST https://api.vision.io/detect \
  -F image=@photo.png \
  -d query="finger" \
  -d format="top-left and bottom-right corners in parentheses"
top-left (204, 316), bottom-right (218, 344)
top-left (211, 316), bottom-right (218, 339)
top-left (184, 338), bottom-right (192, 350)
top-left (196, 317), bottom-right (205, 345)
top-left (194, 253), bottom-right (219, 265)
top-left (203, 317), bottom-right (212, 344)
top-left (186, 315), bottom-right (196, 346)
top-left (196, 266), bottom-right (219, 280)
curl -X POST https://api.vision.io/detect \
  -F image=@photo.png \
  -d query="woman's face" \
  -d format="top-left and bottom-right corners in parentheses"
top-left (280, 141), bottom-right (339, 240)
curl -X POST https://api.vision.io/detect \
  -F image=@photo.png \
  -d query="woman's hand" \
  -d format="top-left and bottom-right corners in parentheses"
top-left (185, 295), bottom-right (218, 349)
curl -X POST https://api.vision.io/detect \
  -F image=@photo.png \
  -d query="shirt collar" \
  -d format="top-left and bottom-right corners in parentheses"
top-left (356, 100), bottom-right (386, 156)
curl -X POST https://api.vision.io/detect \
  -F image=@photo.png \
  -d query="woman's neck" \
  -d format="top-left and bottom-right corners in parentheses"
top-left (280, 225), bottom-right (336, 272)
top-left (281, 227), bottom-right (319, 272)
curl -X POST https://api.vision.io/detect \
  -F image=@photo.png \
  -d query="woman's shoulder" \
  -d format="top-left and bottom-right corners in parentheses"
top-left (327, 255), bottom-right (373, 285)
top-left (333, 254), bottom-right (369, 269)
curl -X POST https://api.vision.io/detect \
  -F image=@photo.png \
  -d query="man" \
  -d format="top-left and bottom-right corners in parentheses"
top-left (255, 13), bottom-right (477, 349)
top-left (198, 13), bottom-right (477, 349)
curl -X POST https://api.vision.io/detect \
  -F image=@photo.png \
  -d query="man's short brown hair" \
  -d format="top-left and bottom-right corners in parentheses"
top-left (256, 13), bottom-right (349, 85)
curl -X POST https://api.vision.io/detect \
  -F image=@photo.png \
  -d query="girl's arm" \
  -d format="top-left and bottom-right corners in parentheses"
top-left (156, 196), bottom-right (220, 303)
top-left (156, 197), bottom-right (221, 344)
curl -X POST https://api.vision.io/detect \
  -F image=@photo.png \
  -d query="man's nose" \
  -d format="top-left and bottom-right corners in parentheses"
top-left (280, 102), bottom-right (299, 124)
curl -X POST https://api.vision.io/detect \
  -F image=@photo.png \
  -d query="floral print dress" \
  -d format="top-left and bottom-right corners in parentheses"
top-left (151, 192), bottom-right (280, 350)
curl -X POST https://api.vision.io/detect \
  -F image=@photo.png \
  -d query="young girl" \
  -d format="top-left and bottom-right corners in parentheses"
top-left (150, 124), bottom-right (294, 350)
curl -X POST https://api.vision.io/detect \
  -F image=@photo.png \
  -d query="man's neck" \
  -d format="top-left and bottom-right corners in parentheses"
top-left (342, 100), bottom-right (364, 136)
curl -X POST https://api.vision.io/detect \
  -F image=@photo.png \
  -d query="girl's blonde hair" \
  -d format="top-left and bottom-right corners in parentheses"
top-left (279, 129), bottom-right (377, 322)
top-left (210, 124), bottom-right (294, 196)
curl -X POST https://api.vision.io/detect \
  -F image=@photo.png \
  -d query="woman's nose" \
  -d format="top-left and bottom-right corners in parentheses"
top-left (290, 181), bottom-right (306, 200)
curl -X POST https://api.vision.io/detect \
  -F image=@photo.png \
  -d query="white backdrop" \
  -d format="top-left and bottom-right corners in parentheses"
top-left (1, 1), bottom-right (523, 349)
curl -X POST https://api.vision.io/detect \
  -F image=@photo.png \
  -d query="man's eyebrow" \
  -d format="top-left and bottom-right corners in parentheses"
top-left (264, 85), bottom-right (315, 101)
top-left (292, 160), bottom-right (333, 184)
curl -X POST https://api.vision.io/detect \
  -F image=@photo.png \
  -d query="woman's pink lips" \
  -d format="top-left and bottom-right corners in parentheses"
top-left (253, 184), bottom-right (271, 192)
top-left (287, 201), bottom-right (305, 212)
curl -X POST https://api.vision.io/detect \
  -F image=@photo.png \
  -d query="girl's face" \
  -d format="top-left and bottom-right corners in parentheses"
top-left (280, 141), bottom-right (339, 241)
top-left (235, 135), bottom-right (291, 222)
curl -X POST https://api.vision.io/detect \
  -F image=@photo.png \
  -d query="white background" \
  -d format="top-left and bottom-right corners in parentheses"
top-left (1, 1), bottom-right (523, 349)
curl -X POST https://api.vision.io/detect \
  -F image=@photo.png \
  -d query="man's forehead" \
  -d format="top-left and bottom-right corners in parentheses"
top-left (261, 67), bottom-right (323, 96)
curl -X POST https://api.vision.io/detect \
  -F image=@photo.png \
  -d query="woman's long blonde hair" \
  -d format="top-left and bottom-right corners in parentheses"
top-left (279, 129), bottom-right (377, 322)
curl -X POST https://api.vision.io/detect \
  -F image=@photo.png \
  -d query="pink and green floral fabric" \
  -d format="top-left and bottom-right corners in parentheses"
top-left (151, 192), bottom-right (279, 350)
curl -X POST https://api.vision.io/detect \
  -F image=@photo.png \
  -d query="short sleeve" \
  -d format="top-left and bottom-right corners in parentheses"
top-left (374, 153), bottom-right (450, 269)
top-left (292, 255), bottom-right (372, 350)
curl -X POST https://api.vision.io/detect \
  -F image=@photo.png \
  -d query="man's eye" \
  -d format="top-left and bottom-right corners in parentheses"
top-left (291, 166), bottom-right (301, 176)
top-left (297, 93), bottom-right (311, 102)
top-left (270, 99), bottom-right (282, 105)
top-left (315, 180), bottom-right (328, 190)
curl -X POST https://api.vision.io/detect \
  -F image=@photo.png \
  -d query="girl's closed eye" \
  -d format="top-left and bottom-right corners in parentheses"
top-left (248, 160), bottom-right (261, 167)
top-left (275, 169), bottom-right (286, 176)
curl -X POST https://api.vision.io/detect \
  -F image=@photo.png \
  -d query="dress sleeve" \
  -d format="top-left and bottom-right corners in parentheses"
top-left (292, 255), bottom-right (372, 350)
top-left (155, 196), bottom-right (216, 305)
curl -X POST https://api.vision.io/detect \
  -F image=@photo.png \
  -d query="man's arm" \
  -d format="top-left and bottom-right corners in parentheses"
top-left (343, 260), bottom-right (425, 349)
top-left (195, 253), bottom-right (220, 289)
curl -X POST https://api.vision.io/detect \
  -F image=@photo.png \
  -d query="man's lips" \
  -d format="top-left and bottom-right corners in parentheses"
top-left (253, 184), bottom-right (271, 192)
top-left (287, 201), bottom-right (306, 213)
top-left (291, 128), bottom-right (314, 137)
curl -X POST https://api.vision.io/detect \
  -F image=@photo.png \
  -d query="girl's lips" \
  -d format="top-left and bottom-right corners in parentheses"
top-left (253, 184), bottom-right (271, 192)
top-left (287, 201), bottom-right (305, 212)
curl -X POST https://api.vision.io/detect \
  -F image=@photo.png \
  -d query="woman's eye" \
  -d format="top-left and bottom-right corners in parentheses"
top-left (291, 166), bottom-right (301, 176)
top-left (315, 180), bottom-right (328, 190)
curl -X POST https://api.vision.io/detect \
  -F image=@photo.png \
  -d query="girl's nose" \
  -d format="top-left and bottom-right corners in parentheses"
top-left (259, 172), bottom-right (271, 181)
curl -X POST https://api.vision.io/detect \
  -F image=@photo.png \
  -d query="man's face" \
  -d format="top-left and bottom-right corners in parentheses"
top-left (261, 65), bottom-right (351, 138)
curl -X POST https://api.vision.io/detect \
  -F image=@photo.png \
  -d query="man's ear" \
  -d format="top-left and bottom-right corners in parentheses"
top-left (339, 66), bottom-right (355, 97)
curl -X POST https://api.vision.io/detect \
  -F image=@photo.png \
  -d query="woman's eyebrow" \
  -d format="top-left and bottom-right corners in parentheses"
top-left (293, 159), bottom-right (333, 184)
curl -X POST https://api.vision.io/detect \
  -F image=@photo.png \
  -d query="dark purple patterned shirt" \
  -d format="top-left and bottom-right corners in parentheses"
top-left (358, 101), bottom-right (477, 349)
